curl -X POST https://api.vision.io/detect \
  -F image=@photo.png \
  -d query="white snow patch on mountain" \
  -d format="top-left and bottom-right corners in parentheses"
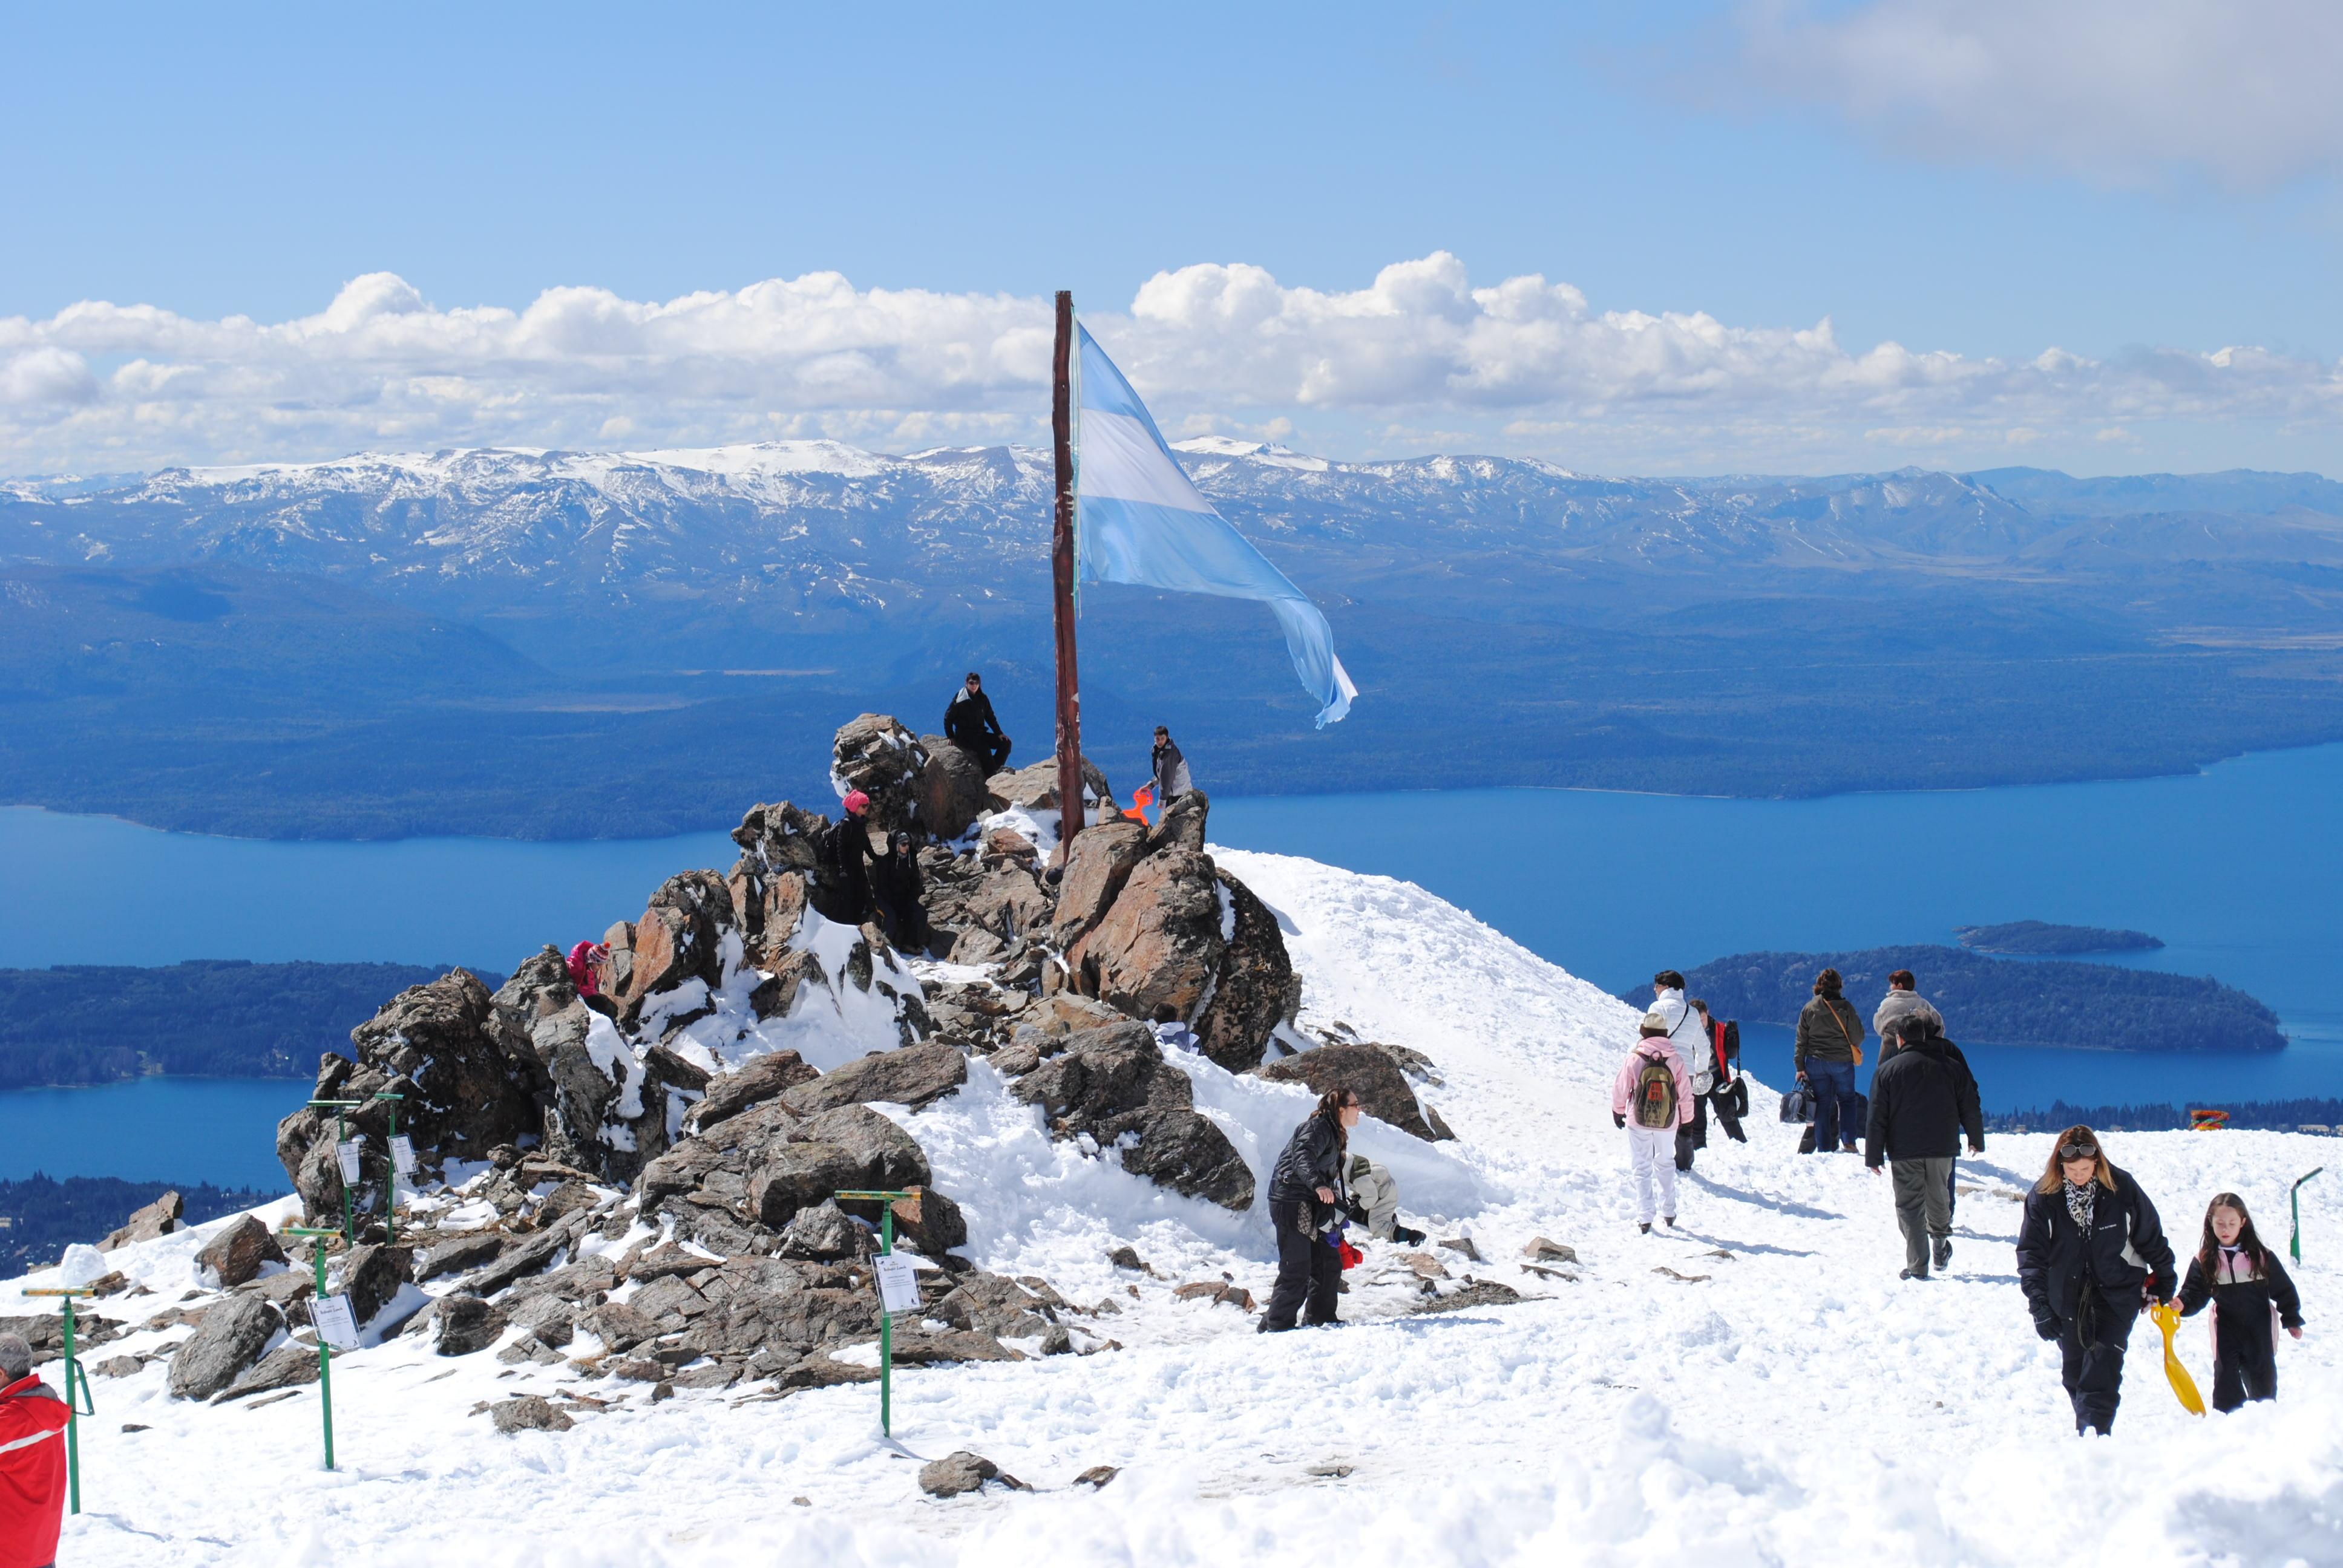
top-left (3, 851), bottom-right (2336, 1565)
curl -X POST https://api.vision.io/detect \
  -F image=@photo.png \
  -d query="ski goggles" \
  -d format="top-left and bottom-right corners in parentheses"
top-left (2057, 1142), bottom-right (2100, 1161)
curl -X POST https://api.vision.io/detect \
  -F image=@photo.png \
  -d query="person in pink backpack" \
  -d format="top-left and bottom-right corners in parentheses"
top-left (1612, 1011), bottom-right (1693, 1233)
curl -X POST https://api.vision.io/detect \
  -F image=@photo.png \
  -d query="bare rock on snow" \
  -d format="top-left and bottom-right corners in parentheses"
top-left (986, 757), bottom-right (1114, 815)
top-left (433, 1295), bottom-right (509, 1356)
top-left (1193, 870), bottom-right (1296, 1073)
top-left (890, 1329), bottom-right (1025, 1365)
top-left (1396, 1253), bottom-right (1451, 1281)
top-left (168, 1293), bottom-right (281, 1401)
top-left (608, 869), bottom-right (733, 1028)
top-left (641, 1101), bottom-right (931, 1241)
top-left (1066, 850), bottom-right (1225, 1024)
top-left (336, 1243), bottom-right (414, 1329)
top-left (782, 1040), bottom-right (968, 1114)
top-left (1412, 1280), bottom-right (1524, 1315)
top-left (931, 1273), bottom-right (1057, 1339)
top-left (1011, 1022), bottom-right (1254, 1210)
top-left (1522, 1238), bottom-right (1578, 1264)
top-left (832, 714), bottom-right (931, 836)
top-left (193, 1215), bottom-right (286, 1289)
top-left (1172, 1281), bottom-right (1256, 1311)
top-left (1145, 788), bottom-right (1209, 856)
top-left (918, 1451), bottom-right (1029, 1498)
top-left (102, 1191), bottom-right (183, 1250)
top-left (776, 1200), bottom-right (871, 1263)
top-left (417, 1233), bottom-right (506, 1282)
top-left (213, 1342), bottom-right (320, 1403)
top-left (916, 733), bottom-right (992, 841)
top-left (1075, 1465), bottom-right (1119, 1488)
top-left (1438, 1236), bottom-right (1483, 1264)
top-left (492, 949), bottom-right (677, 1183)
top-left (1049, 818), bottom-right (1147, 952)
top-left (954, 863), bottom-right (1054, 953)
top-left (489, 1395), bottom-right (574, 1435)
top-left (685, 1049), bottom-right (819, 1134)
top-left (1107, 1244), bottom-right (1149, 1273)
top-left (1257, 1042), bottom-right (1449, 1143)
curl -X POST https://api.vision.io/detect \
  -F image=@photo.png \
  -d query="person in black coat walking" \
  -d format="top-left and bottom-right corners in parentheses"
top-left (1260, 1089), bottom-right (1360, 1333)
top-left (1866, 1014), bottom-right (1984, 1279)
top-left (2015, 1126), bottom-right (2178, 1435)
top-left (2178, 1192), bottom-right (2305, 1411)
top-left (944, 671), bottom-right (1012, 776)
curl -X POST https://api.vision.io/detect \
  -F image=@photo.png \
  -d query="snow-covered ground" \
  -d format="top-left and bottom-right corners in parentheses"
top-left (6, 850), bottom-right (2336, 1566)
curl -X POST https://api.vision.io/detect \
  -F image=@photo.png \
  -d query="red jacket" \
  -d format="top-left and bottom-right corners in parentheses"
top-left (0, 1374), bottom-right (68, 1568)
top-left (565, 940), bottom-right (606, 999)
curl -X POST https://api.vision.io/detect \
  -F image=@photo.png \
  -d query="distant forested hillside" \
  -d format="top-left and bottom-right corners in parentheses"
top-left (0, 961), bottom-right (494, 1088)
top-left (0, 1176), bottom-right (274, 1274)
top-left (1985, 1099), bottom-right (2343, 1134)
top-left (1632, 946), bottom-right (2284, 1053)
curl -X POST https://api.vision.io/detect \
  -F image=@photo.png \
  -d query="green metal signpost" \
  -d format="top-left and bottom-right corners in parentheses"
top-left (2293, 1167), bottom-right (2324, 1264)
top-left (280, 1226), bottom-right (346, 1469)
top-left (310, 1098), bottom-right (364, 1245)
top-left (835, 1187), bottom-right (923, 1437)
top-left (21, 1285), bottom-right (96, 1514)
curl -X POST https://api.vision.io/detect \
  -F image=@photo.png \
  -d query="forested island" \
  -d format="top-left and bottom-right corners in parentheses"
top-left (0, 960), bottom-right (493, 1088)
top-left (1956, 920), bottom-right (2164, 955)
top-left (1643, 945), bottom-right (2284, 1054)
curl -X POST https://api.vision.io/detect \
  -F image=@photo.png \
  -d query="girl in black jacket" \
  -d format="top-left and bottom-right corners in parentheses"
top-left (2178, 1192), bottom-right (2305, 1412)
top-left (2014, 1126), bottom-right (2177, 1436)
top-left (1259, 1089), bottom-right (1360, 1333)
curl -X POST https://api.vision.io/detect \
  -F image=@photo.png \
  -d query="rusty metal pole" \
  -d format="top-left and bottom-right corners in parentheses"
top-left (1049, 289), bottom-right (1086, 864)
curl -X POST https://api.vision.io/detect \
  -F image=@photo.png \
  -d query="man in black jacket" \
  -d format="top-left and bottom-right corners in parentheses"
top-left (1866, 1014), bottom-right (1984, 1279)
top-left (944, 671), bottom-right (1012, 776)
top-left (2016, 1131), bottom-right (2177, 1436)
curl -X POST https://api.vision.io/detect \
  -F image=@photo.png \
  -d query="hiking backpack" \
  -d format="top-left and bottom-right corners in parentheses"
top-left (1633, 1054), bottom-right (1679, 1129)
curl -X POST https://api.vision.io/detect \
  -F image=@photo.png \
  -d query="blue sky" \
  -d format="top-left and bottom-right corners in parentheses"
top-left (3, 2), bottom-right (2339, 476)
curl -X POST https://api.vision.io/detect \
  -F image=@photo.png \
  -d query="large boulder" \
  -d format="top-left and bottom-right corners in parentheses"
top-left (194, 1215), bottom-right (286, 1290)
top-left (726, 799), bottom-right (828, 955)
top-left (1012, 1022), bottom-right (1254, 1209)
top-left (1192, 871), bottom-right (1296, 1073)
top-left (277, 969), bottom-right (541, 1222)
top-left (782, 1042), bottom-right (968, 1114)
top-left (986, 756), bottom-right (1115, 815)
top-left (1050, 818), bottom-right (1147, 951)
top-left (1146, 789), bottom-right (1209, 856)
top-left (434, 1295), bottom-right (509, 1356)
top-left (337, 1243), bottom-right (415, 1328)
top-left (606, 869), bottom-right (735, 1028)
top-left (168, 1294), bottom-right (282, 1401)
top-left (102, 1191), bottom-right (183, 1250)
top-left (1066, 850), bottom-right (1225, 1024)
top-left (640, 1101), bottom-right (932, 1246)
top-left (684, 1050), bottom-right (819, 1134)
top-left (1257, 1042), bottom-right (1448, 1142)
top-left (833, 715), bottom-right (930, 835)
top-left (915, 733), bottom-right (991, 840)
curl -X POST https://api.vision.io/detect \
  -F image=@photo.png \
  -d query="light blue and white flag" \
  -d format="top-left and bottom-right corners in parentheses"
top-left (1076, 325), bottom-right (1357, 727)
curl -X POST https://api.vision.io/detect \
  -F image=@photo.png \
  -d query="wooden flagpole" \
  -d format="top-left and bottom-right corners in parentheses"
top-left (1050, 290), bottom-right (1085, 862)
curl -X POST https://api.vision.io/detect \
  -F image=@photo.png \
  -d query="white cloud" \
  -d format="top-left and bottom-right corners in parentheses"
top-left (0, 257), bottom-right (2337, 476)
top-left (1732, 0), bottom-right (2343, 189)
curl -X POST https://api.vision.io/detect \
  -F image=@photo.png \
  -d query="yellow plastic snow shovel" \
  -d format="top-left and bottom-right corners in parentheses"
top-left (2148, 1301), bottom-right (2206, 1416)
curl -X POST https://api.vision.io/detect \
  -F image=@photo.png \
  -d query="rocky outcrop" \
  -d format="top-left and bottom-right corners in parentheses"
top-left (782, 1042), bottom-right (968, 1114)
top-left (640, 1101), bottom-right (932, 1249)
top-left (684, 1050), bottom-right (818, 1134)
top-left (1067, 850), bottom-right (1224, 1023)
top-left (1011, 1022), bottom-right (1254, 1209)
top-left (193, 1215), bottom-right (286, 1290)
top-left (833, 715), bottom-right (932, 835)
top-left (434, 1295), bottom-right (509, 1356)
top-left (1146, 788), bottom-right (1209, 856)
top-left (338, 1243), bottom-right (415, 1328)
top-left (916, 733), bottom-right (992, 840)
top-left (1193, 871), bottom-right (1297, 1073)
top-left (1257, 1042), bottom-right (1450, 1142)
top-left (493, 950), bottom-right (673, 1182)
top-left (605, 869), bottom-right (734, 1028)
top-left (102, 1191), bottom-right (183, 1250)
top-left (986, 757), bottom-right (1115, 815)
top-left (169, 1294), bottom-right (281, 1400)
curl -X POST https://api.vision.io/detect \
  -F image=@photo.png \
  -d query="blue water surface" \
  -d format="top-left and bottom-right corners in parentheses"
top-left (0, 1077), bottom-right (297, 1189)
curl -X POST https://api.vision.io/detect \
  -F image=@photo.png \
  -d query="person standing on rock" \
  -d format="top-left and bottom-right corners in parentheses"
top-left (816, 791), bottom-right (877, 926)
top-left (1611, 1011), bottom-right (1692, 1233)
top-left (945, 671), bottom-right (1012, 776)
top-left (1872, 970), bottom-right (1944, 1056)
top-left (0, 1331), bottom-right (69, 1568)
top-left (1794, 969), bottom-right (1866, 1155)
top-left (1150, 727), bottom-right (1191, 806)
top-left (1865, 1013), bottom-right (1984, 1279)
top-left (871, 828), bottom-right (930, 953)
top-left (1260, 1089), bottom-right (1360, 1332)
top-left (2016, 1127), bottom-right (2177, 1436)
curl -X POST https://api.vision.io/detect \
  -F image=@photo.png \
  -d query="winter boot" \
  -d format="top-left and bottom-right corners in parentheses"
top-left (1899, 1266), bottom-right (1930, 1281)
top-left (1932, 1236), bottom-right (1952, 1270)
top-left (1638, 1222), bottom-right (1651, 1234)
top-left (1663, 1216), bottom-right (1676, 1228)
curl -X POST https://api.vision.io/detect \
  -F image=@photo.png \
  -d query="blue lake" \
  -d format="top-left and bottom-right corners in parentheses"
top-left (5, 742), bottom-right (2343, 1186)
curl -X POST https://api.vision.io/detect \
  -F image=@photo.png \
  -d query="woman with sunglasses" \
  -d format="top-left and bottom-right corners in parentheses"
top-left (1259, 1089), bottom-right (1363, 1333)
top-left (2015, 1126), bottom-right (2178, 1435)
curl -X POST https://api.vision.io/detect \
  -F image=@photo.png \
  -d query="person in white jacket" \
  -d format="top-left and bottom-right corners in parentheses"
top-left (1873, 969), bottom-right (1945, 1054)
top-left (1648, 972), bottom-right (1714, 1098)
top-left (1611, 1012), bottom-right (1694, 1233)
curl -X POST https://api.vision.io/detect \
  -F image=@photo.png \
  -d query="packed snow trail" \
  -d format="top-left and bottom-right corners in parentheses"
top-left (5, 851), bottom-right (2336, 1566)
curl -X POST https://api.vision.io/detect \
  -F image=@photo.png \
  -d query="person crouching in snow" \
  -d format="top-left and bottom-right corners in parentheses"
top-left (0, 1332), bottom-right (69, 1568)
top-left (1612, 1013), bottom-right (1691, 1233)
top-left (1342, 1153), bottom-right (1428, 1247)
top-left (2178, 1192), bottom-right (2304, 1412)
top-left (1260, 1090), bottom-right (1361, 1331)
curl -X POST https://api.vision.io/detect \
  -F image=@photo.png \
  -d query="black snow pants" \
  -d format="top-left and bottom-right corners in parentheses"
top-left (1262, 1197), bottom-right (1340, 1331)
top-left (2210, 1315), bottom-right (2281, 1411)
top-left (2057, 1293), bottom-right (2138, 1435)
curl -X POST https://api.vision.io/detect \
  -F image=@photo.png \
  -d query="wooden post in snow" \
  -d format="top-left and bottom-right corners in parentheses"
top-left (1049, 290), bottom-right (1085, 863)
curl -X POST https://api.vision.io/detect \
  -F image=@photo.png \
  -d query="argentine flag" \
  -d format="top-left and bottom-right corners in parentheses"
top-left (1075, 325), bottom-right (1357, 727)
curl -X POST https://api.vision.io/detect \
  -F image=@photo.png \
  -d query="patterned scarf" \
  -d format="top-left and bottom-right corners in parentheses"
top-left (2064, 1179), bottom-right (2096, 1230)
